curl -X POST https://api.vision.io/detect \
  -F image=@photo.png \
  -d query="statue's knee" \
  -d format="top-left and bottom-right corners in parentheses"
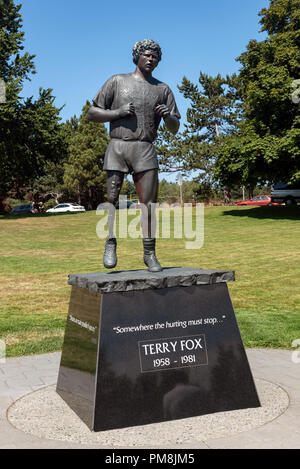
top-left (107, 195), bottom-right (118, 206)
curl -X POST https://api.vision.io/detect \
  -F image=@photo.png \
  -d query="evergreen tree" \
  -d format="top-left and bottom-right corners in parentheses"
top-left (157, 178), bottom-right (179, 203)
top-left (0, 0), bottom-right (35, 100)
top-left (120, 178), bottom-right (137, 200)
top-left (155, 124), bottom-right (190, 173)
top-left (30, 117), bottom-right (80, 204)
top-left (156, 73), bottom-right (240, 180)
top-left (0, 0), bottom-right (66, 196)
top-left (156, 73), bottom-right (240, 202)
top-left (179, 72), bottom-right (241, 140)
top-left (63, 101), bottom-right (109, 209)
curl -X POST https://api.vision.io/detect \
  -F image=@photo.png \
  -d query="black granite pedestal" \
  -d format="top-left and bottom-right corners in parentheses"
top-left (56, 268), bottom-right (260, 431)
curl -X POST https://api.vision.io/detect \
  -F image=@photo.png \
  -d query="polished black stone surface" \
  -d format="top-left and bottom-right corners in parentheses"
top-left (68, 267), bottom-right (235, 293)
top-left (56, 286), bottom-right (101, 429)
top-left (57, 270), bottom-right (260, 432)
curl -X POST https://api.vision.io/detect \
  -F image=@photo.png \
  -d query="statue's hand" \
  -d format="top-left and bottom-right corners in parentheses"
top-left (118, 102), bottom-right (135, 118)
top-left (155, 104), bottom-right (170, 118)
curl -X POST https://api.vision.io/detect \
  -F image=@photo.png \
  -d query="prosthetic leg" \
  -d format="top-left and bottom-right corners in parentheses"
top-left (103, 171), bottom-right (124, 269)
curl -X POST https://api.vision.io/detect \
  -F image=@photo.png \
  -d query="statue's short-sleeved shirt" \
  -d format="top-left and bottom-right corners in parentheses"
top-left (93, 73), bottom-right (181, 143)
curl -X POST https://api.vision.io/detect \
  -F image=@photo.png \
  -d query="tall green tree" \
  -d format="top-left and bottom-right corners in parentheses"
top-left (179, 72), bottom-right (241, 139)
top-left (30, 117), bottom-right (79, 204)
top-left (0, 0), bottom-right (35, 101)
top-left (156, 73), bottom-right (240, 179)
top-left (215, 0), bottom-right (300, 187)
top-left (156, 72), bottom-right (241, 202)
top-left (179, 72), bottom-right (241, 199)
top-left (0, 0), bottom-right (66, 196)
top-left (63, 101), bottom-right (109, 209)
top-left (155, 124), bottom-right (190, 173)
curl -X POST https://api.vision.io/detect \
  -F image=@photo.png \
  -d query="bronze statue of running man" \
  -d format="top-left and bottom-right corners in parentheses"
top-left (87, 39), bottom-right (181, 272)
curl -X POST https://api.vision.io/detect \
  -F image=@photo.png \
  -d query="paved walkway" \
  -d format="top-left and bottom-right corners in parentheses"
top-left (0, 349), bottom-right (299, 449)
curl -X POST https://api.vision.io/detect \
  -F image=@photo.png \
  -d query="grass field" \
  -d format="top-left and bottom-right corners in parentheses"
top-left (0, 205), bottom-right (299, 356)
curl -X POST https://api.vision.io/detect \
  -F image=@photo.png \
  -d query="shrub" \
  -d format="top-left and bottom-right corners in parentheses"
top-left (44, 199), bottom-right (57, 210)
top-left (5, 198), bottom-right (31, 211)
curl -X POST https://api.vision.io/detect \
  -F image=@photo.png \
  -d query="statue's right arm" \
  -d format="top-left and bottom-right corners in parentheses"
top-left (87, 103), bottom-right (135, 123)
top-left (86, 106), bottom-right (119, 123)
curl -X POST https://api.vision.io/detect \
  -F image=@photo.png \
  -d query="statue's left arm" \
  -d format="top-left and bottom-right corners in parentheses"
top-left (155, 87), bottom-right (181, 135)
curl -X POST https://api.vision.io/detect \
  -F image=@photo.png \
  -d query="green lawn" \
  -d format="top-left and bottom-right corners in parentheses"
top-left (0, 205), bottom-right (299, 356)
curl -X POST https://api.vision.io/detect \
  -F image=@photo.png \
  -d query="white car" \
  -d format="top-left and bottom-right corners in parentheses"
top-left (46, 203), bottom-right (86, 213)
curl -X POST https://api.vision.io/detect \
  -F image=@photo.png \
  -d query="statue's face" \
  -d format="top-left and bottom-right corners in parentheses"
top-left (137, 49), bottom-right (159, 74)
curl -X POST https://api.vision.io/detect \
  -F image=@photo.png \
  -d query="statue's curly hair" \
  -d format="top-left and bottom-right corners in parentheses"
top-left (132, 39), bottom-right (162, 65)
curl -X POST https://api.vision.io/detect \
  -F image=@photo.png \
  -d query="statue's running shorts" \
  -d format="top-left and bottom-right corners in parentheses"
top-left (103, 139), bottom-right (159, 174)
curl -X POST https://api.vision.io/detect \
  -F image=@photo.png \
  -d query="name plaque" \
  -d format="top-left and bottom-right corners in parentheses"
top-left (138, 334), bottom-right (208, 372)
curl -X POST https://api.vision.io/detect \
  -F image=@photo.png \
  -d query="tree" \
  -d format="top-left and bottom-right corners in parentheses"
top-left (63, 101), bottom-right (109, 209)
top-left (156, 73), bottom-right (240, 183)
top-left (157, 178), bottom-right (179, 203)
top-left (1, 0), bottom-right (35, 194)
top-left (214, 128), bottom-right (268, 198)
top-left (157, 72), bottom-right (241, 202)
top-left (32, 161), bottom-right (65, 204)
top-left (179, 72), bottom-right (241, 140)
top-left (0, 0), bottom-right (35, 101)
top-left (0, 0), bottom-right (66, 197)
top-left (155, 124), bottom-right (190, 173)
top-left (120, 178), bottom-right (137, 200)
top-left (215, 0), bottom-right (300, 187)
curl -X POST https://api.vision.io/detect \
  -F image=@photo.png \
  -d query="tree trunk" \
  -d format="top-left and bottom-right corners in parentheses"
top-left (223, 186), bottom-right (231, 205)
top-left (88, 187), bottom-right (92, 211)
top-left (54, 193), bottom-right (61, 205)
top-left (45, 192), bottom-right (62, 204)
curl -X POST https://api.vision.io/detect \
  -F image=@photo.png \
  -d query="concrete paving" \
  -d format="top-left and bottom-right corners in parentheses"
top-left (0, 348), bottom-right (299, 449)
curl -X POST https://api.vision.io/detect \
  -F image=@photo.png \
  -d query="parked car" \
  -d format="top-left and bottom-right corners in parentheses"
top-left (270, 182), bottom-right (300, 205)
top-left (116, 200), bottom-right (136, 209)
top-left (46, 203), bottom-right (85, 213)
top-left (129, 202), bottom-right (141, 209)
top-left (237, 195), bottom-right (280, 206)
top-left (10, 204), bottom-right (36, 214)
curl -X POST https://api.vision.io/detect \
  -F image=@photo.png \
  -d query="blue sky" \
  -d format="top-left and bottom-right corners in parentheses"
top-left (19, 0), bottom-right (268, 180)
top-left (20, 0), bottom-right (269, 122)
